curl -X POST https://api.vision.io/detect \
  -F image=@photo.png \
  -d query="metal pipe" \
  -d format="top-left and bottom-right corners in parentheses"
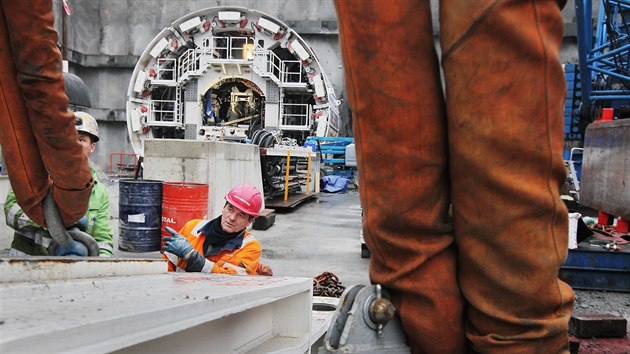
top-left (283, 150), bottom-right (291, 201)
top-left (306, 151), bottom-right (312, 194)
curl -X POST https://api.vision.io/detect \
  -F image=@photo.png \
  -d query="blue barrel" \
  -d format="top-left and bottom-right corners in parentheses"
top-left (118, 179), bottom-right (163, 252)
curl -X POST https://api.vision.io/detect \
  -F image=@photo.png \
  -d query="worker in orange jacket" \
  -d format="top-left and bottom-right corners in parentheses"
top-left (163, 184), bottom-right (272, 276)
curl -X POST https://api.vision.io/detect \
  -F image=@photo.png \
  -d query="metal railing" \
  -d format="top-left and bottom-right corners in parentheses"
top-left (154, 58), bottom-right (177, 82)
top-left (147, 99), bottom-right (180, 126)
top-left (109, 152), bottom-right (137, 177)
top-left (253, 45), bottom-right (305, 86)
top-left (280, 103), bottom-right (310, 130)
top-left (176, 40), bottom-right (305, 88)
top-left (178, 36), bottom-right (255, 80)
top-left (177, 48), bottom-right (199, 81)
top-left (201, 36), bottom-right (254, 60)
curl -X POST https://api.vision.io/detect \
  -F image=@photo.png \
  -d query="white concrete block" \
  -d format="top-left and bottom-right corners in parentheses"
top-left (0, 258), bottom-right (312, 354)
top-left (143, 139), bottom-right (264, 218)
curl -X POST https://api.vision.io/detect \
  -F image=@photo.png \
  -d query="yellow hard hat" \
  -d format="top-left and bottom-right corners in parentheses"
top-left (74, 111), bottom-right (99, 142)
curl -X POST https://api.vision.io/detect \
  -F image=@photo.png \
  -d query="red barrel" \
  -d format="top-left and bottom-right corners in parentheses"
top-left (161, 182), bottom-right (209, 246)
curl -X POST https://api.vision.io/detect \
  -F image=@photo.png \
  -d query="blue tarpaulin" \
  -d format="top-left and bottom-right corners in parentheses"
top-left (321, 176), bottom-right (348, 193)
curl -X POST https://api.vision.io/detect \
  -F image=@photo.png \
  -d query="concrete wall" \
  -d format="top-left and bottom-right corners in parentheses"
top-left (50, 0), bottom-right (582, 171)
top-left (142, 139), bottom-right (264, 219)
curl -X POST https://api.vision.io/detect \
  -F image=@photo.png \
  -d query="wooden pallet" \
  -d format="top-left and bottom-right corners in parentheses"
top-left (265, 193), bottom-right (317, 210)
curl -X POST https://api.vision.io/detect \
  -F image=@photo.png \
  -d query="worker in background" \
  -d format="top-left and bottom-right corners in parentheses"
top-left (0, 1), bottom-right (94, 229)
top-left (335, 1), bottom-right (573, 353)
top-left (5, 112), bottom-right (114, 257)
top-left (163, 184), bottom-right (273, 276)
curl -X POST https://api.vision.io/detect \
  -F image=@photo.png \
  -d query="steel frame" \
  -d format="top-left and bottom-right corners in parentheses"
top-left (576, 0), bottom-right (630, 114)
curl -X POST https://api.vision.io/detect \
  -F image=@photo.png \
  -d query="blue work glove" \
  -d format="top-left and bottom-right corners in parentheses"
top-left (163, 227), bottom-right (195, 258)
top-left (54, 240), bottom-right (89, 257)
top-left (163, 227), bottom-right (207, 272)
top-left (74, 216), bottom-right (88, 232)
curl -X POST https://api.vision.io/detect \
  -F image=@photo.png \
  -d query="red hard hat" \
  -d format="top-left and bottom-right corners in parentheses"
top-left (224, 184), bottom-right (263, 217)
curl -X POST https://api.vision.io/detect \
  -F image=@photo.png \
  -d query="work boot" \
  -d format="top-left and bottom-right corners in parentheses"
top-left (441, 0), bottom-right (574, 352)
top-left (0, 1), bottom-right (93, 227)
top-left (336, 1), bottom-right (466, 353)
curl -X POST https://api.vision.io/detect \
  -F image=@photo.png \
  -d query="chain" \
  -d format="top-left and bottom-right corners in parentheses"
top-left (313, 271), bottom-right (346, 298)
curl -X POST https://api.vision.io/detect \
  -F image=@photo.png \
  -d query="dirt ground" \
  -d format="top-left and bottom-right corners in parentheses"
top-left (572, 290), bottom-right (630, 353)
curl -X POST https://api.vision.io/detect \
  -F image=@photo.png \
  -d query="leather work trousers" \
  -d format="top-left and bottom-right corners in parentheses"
top-left (0, 0), bottom-right (93, 227)
top-left (335, 1), bottom-right (574, 353)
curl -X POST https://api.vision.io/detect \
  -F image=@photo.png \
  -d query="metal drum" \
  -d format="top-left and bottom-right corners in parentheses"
top-left (161, 182), bottom-right (208, 247)
top-left (118, 179), bottom-right (163, 252)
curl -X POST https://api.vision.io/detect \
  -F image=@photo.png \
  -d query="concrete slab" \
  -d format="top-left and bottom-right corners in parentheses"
top-left (0, 258), bottom-right (312, 353)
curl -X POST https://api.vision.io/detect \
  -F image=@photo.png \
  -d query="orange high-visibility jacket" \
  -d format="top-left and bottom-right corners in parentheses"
top-left (164, 219), bottom-right (262, 275)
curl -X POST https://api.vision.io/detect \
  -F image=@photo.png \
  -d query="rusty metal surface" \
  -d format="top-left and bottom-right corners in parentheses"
top-left (0, 257), bottom-right (166, 283)
top-left (580, 119), bottom-right (630, 219)
top-left (313, 271), bottom-right (346, 298)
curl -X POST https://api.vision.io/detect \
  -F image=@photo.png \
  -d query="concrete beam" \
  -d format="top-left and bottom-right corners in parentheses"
top-left (0, 257), bottom-right (313, 353)
top-left (143, 139), bottom-right (265, 219)
top-left (570, 313), bottom-right (628, 338)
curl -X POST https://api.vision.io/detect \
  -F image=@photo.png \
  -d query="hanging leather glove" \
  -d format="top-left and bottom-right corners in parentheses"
top-left (163, 226), bottom-right (213, 272)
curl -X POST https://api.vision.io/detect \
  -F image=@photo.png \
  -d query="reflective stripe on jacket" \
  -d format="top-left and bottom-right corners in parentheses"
top-left (164, 219), bottom-right (261, 275)
top-left (4, 167), bottom-right (114, 256)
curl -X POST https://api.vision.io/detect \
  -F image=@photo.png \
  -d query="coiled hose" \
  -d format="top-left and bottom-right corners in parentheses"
top-left (43, 190), bottom-right (99, 256)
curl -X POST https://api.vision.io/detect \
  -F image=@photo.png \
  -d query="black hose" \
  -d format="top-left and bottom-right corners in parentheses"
top-left (47, 229), bottom-right (100, 257)
top-left (43, 189), bottom-right (100, 256)
top-left (43, 190), bottom-right (73, 248)
top-left (68, 229), bottom-right (100, 256)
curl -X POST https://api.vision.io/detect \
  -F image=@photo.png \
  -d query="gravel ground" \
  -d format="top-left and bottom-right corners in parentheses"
top-left (574, 290), bottom-right (630, 333)
top-left (566, 201), bottom-right (630, 340)
top-left (256, 190), bottom-right (630, 342)
top-left (572, 290), bottom-right (629, 353)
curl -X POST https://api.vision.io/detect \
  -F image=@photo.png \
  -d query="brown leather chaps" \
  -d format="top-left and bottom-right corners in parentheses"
top-left (0, 0), bottom-right (93, 227)
top-left (335, 0), bottom-right (574, 352)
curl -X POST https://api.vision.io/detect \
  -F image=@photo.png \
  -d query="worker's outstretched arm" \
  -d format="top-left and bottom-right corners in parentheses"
top-left (162, 227), bottom-right (264, 275)
top-left (0, 0), bottom-right (93, 228)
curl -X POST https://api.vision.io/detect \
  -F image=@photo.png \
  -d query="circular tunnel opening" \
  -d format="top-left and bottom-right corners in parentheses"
top-left (202, 77), bottom-right (264, 138)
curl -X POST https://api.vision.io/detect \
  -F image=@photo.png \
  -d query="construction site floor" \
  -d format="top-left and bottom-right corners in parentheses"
top-left (1, 185), bottom-right (628, 351)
